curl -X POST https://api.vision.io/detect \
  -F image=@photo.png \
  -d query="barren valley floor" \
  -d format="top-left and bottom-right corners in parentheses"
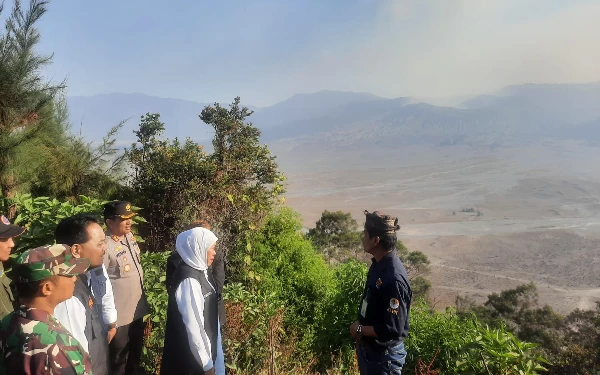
top-left (274, 141), bottom-right (600, 313)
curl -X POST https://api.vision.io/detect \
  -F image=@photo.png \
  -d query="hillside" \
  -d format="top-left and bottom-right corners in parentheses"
top-left (67, 83), bottom-right (600, 148)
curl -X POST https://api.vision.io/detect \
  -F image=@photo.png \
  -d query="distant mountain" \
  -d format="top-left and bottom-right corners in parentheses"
top-left (67, 93), bottom-right (217, 144)
top-left (461, 83), bottom-right (600, 126)
top-left (259, 83), bottom-right (600, 148)
top-left (67, 83), bottom-right (600, 150)
top-left (251, 90), bottom-right (383, 129)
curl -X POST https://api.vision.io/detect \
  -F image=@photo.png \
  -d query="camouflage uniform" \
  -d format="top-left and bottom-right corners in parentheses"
top-left (0, 306), bottom-right (93, 375)
top-left (0, 244), bottom-right (92, 375)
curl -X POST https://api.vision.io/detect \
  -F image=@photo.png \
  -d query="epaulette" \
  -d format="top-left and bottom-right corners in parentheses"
top-left (111, 235), bottom-right (119, 243)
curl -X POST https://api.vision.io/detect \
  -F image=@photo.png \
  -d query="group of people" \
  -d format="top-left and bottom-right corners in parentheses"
top-left (0, 200), bottom-right (412, 375)
top-left (0, 201), bottom-right (226, 375)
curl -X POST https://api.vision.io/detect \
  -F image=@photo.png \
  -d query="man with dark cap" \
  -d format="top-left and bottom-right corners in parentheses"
top-left (103, 201), bottom-right (149, 375)
top-left (0, 214), bottom-right (25, 319)
top-left (350, 210), bottom-right (412, 375)
top-left (0, 244), bottom-right (93, 375)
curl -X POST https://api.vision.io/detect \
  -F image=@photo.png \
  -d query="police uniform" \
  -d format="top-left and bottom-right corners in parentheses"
top-left (355, 212), bottom-right (412, 375)
top-left (0, 244), bottom-right (93, 375)
top-left (102, 201), bottom-right (149, 375)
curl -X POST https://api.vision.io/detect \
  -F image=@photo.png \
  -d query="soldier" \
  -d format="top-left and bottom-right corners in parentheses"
top-left (350, 211), bottom-right (412, 375)
top-left (103, 201), bottom-right (149, 375)
top-left (0, 214), bottom-right (25, 319)
top-left (0, 244), bottom-right (93, 375)
top-left (54, 214), bottom-right (112, 375)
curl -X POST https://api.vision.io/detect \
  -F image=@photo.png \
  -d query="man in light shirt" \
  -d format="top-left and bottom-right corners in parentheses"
top-left (54, 214), bottom-right (118, 375)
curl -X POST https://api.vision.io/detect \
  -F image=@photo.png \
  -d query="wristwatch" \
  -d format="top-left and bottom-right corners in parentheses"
top-left (356, 324), bottom-right (363, 340)
top-left (107, 322), bottom-right (118, 330)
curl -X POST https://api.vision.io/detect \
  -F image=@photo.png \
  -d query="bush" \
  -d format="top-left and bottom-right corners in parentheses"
top-left (9, 194), bottom-right (145, 254)
top-left (234, 208), bottom-right (333, 338)
top-left (456, 325), bottom-right (548, 374)
top-left (140, 251), bottom-right (170, 374)
top-left (313, 259), bottom-right (367, 371)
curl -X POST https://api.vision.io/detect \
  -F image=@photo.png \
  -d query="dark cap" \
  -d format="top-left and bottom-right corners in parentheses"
top-left (14, 244), bottom-right (90, 283)
top-left (364, 210), bottom-right (400, 235)
top-left (0, 215), bottom-right (25, 238)
top-left (103, 201), bottom-right (136, 220)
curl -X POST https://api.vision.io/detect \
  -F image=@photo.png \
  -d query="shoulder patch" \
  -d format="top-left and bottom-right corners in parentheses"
top-left (390, 298), bottom-right (400, 309)
top-left (111, 235), bottom-right (119, 243)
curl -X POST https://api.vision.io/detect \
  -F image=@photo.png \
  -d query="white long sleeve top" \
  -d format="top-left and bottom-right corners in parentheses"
top-left (88, 264), bottom-right (118, 326)
top-left (54, 265), bottom-right (117, 352)
top-left (176, 276), bottom-right (214, 371)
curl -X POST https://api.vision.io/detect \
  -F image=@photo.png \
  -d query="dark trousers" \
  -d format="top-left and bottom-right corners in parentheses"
top-left (110, 318), bottom-right (145, 375)
top-left (357, 341), bottom-right (406, 375)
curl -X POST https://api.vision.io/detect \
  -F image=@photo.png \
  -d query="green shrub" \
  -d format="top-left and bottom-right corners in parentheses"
top-left (10, 194), bottom-right (145, 254)
top-left (235, 208), bottom-right (334, 340)
top-left (456, 325), bottom-right (549, 374)
top-left (313, 259), bottom-right (367, 371)
top-left (140, 251), bottom-right (170, 374)
top-left (406, 304), bottom-right (480, 374)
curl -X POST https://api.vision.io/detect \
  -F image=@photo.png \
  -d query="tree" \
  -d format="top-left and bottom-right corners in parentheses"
top-left (0, 0), bottom-right (65, 216)
top-left (396, 241), bottom-right (432, 298)
top-left (127, 113), bottom-right (213, 252)
top-left (199, 98), bottom-right (285, 261)
top-left (128, 99), bottom-right (285, 258)
top-left (308, 210), bottom-right (361, 262)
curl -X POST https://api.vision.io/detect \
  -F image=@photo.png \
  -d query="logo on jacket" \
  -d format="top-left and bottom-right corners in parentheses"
top-left (376, 278), bottom-right (383, 289)
top-left (390, 298), bottom-right (400, 309)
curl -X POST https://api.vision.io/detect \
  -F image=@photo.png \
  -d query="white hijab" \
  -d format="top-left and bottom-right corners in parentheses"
top-left (175, 227), bottom-right (218, 271)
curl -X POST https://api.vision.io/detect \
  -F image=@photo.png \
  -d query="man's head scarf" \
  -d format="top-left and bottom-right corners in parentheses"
top-left (364, 210), bottom-right (400, 235)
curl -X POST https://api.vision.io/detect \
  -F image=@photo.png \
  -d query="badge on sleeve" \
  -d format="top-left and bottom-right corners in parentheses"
top-left (390, 298), bottom-right (400, 309)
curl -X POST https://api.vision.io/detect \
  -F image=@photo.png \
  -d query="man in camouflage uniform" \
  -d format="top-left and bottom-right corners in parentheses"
top-left (103, 201), bottom-right (149, 375)
top-left (0, 215), bottom-right (25, 318)
top-left (0, 244), bottom-right (93, 375)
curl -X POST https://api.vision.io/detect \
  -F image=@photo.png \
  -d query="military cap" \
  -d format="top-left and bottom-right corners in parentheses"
top-left (103, 201), bottom-right (136, 220)
top-left (364, 210), bottom-right (401, 235)
top-left (14, 244), bottom-right (90, 283)
top-left (0, 215), bottom-right (25, 238)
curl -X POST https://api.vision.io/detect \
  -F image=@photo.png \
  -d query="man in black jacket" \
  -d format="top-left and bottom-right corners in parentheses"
top-left (350, 210), bottom-right (412, 375)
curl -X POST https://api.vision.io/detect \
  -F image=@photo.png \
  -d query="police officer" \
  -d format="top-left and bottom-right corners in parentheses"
top-left (103, 201), bottom-right (149, 375)
top-left (0, 244), bottom-right (93, 375)
top-left (350, 210), bottom-right (412, 375)
top-left (0, 214), bottom-right (25, 318)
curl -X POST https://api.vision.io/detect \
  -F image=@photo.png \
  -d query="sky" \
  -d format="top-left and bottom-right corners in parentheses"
top-left (24, 0), bottom-right (600, 107)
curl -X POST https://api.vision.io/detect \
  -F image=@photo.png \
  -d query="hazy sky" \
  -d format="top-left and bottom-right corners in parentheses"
top-left (32, 0), bottom-right (600, 106)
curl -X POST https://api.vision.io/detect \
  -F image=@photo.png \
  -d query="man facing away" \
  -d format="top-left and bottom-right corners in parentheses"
top-left (0, 244), bottom-right (92, 375)
top-left (102, 201), bottom-right (149, 375)
top-left (350, 210), bottom-right (412, 375)
top-left (54, 214), bottom-right (114, 375)
top-left (0, 214), bottom-right (25, 319)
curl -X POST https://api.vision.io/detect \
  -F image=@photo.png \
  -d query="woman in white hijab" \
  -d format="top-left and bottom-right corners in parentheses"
top-left (161, 227), bottom-right (219, 375)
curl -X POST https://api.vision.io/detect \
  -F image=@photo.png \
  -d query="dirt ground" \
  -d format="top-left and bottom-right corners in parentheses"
top-left (273, 141), bottom-right (600, 314)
